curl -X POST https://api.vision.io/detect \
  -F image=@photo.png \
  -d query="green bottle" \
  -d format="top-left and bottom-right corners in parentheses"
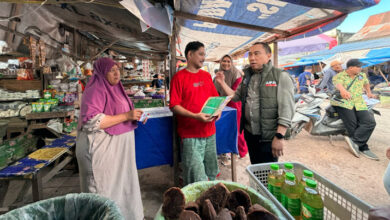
top-left (267, 164), bottom-right (284, 201)
top-left (284, 163), bottom-right (295, 174)
top-left (299, 170), bottom-right (314, 193)
top-left (301, 179), bottom-right (324, 220)
top-left (281, 172), bottom-right (301, 219)
top-left (284, 163), bottom-right (297, 183)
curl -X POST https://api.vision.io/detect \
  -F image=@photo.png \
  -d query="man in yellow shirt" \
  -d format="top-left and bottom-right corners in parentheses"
top-left (332, 59), bottom-right (378, 160)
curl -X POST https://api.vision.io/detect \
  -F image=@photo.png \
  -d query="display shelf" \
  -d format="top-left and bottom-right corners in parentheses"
top-left (0, 97), bottom-right (40, 102)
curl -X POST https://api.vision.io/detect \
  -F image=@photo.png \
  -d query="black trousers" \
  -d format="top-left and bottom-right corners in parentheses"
top-left (244, 129), bottom-right (278, 164)
top-left (334, 106), bottom-right (376, 151)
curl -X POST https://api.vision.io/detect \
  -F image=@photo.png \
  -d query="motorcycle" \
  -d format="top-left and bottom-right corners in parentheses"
top-left (289, 88), bottom-right (381, 141)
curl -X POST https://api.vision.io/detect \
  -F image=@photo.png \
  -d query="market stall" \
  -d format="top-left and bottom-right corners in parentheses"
top-left (0, 0), bottom-right (172, 210)
top-left (0, 0), bottom-right (382, 217)
top-left (134, 107), bottom-right (238, 170)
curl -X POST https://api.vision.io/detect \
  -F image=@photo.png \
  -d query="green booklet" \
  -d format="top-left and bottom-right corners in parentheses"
top-left (200, 96), bottom-right (232, 116)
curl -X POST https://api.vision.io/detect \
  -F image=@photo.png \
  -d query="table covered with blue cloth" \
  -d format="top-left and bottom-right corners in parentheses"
top-left (134, 107), bottom-right (238, 169)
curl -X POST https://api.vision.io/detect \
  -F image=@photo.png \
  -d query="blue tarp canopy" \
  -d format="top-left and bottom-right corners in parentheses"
top-left (360, 47), bottom-right (390, 67)
top-left (284, 54), bottom-right (333, 68)
top-left (286, 36), bottom-right (390, 68)
top-left (305, 36), bottom-right (390, 57)
top-left (175, 0), bottom-right (378, 60)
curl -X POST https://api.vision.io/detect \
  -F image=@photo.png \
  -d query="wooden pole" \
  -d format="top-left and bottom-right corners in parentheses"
top-left (174, 11), bottom-right (288, 36)
top-left (0, 0), bottom-right (124, 9)
top-left (80, 40), bottom-right (119, 67)
top-left (164, 56), bottom-right (168, 107)
top-left (273, 42), bottom-right (278, 68)
top-left (378, 68), bottom-right (389, 85)
top-left (170, 19), bottom-right (180, 186)
top-left (4, 3), bottom-right (22, 47)
top-left (231, 153), bottom-right (237, 182)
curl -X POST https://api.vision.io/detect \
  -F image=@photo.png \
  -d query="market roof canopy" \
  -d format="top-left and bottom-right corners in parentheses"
top-left (285, 36), bottom-right (390, 68)
top-left (0, 1), bottom-right (170, 60)
top-left (291, 11), bottom-right (390, 68)
top-left (347, 11), bottom-right (390, 42)
top-left (175, 0), bottom-right (378, 61)
top-left (278, 34), bottom-right (337, 56)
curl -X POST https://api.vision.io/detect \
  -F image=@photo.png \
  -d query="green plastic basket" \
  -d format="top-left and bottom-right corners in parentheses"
top-left (154, 180), bottom-right (289, 220)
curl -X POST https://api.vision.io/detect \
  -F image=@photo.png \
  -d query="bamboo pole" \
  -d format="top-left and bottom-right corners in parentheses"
top-left (378, 68), bottom-right (389, 85)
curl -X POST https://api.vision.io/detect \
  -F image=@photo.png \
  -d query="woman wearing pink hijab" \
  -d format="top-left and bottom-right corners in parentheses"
top-left (76, 57), bottom-right (144, 219)
top-left (214, 55), bottom-right (248, 158)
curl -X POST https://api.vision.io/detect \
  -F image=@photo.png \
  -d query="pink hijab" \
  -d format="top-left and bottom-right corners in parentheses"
top-left (78, 57), bottom-right (136, 135)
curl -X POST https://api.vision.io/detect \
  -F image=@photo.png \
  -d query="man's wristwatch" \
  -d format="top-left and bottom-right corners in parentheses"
top-left (274, 133), bottom-right (285, 140)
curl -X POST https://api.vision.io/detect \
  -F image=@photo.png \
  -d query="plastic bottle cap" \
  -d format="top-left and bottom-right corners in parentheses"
top-left (284, 163), bottom-right (293, 170)
top-left (285, 172), bottom-right (295, 181)
top-left (303, 170), bottom-right (314, 178)
top-left (270, 164), bottom-right (279, 170)
top-left (306, 179), bottom-right (317, 188)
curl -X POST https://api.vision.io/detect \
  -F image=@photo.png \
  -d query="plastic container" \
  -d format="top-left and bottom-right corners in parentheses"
top-left (300, 170), bottom-right (315, 193)
top-left (268, 164), bottom-right (284, 202)
top-left (284, 163), bottom-right (295, 174)
top-left (247, 162), bottom-right (372, 220)
top-left (0, 193), bottom-right (123, 219)
top-left (281, 172), bottom-right (301, 219)
top-left (154, 180), bottom-right (288, 220)
top-left (301, 179), bottom-right (324, 220)
top-left (284, 163), bottom-right (297, 183)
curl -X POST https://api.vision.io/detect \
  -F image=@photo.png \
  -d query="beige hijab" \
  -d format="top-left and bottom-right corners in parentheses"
top-left (214, 54), bottom-right (242, 96)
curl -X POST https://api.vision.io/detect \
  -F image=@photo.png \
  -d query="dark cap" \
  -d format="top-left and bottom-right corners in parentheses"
top-left (346, 59), bottom-right (363, 68)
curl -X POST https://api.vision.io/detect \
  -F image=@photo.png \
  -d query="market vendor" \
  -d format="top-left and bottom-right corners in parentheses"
top-left (76, 57), bottom-right (144, 220)
top-left (151, 73), bottom-right (163, 88)
top-left (170, 41), bottom-right (221, 185)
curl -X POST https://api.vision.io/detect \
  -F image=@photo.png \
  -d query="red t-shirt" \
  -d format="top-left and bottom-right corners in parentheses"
top-left (169, 69), bottom-right (219, 138)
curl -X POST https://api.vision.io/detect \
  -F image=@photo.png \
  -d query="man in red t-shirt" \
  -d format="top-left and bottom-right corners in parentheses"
top-left (170, 41), bottom-right (221, 185)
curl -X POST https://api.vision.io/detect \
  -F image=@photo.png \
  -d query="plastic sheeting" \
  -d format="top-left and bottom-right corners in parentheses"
top-left (120, 0), bottom-right (173, 35)
top-left (360, 47), bottom-right (390, 67)
top-left (279, 34), bottom-right (337, 56)
top-left (305, 36), bottom-right (390, 57)
top-left (176, 0), bottom-right (377, 60)
top-left (287, 36), bottom-right (390, 68)
top-left (134, 107), bottom-right (238, 170)
top-left (0, 193), bottom-right (124, 220)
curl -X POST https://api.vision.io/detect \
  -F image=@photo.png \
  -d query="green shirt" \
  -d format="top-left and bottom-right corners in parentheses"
top-left (331, 71), bottom-right (369, 110)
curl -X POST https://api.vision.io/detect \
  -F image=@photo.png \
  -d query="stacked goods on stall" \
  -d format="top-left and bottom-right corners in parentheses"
top-left (0, 58), bottom-right (35, 80)
top-left (0, 57), bottom-right (40, 118)
top-left (0, 134), bottom-right (38, 170)
top-left (31, 80), bottom-right (77, 114)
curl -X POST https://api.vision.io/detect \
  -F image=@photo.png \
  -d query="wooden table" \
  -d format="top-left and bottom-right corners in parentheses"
top-left (0, 135), bottom-right (76, 212)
